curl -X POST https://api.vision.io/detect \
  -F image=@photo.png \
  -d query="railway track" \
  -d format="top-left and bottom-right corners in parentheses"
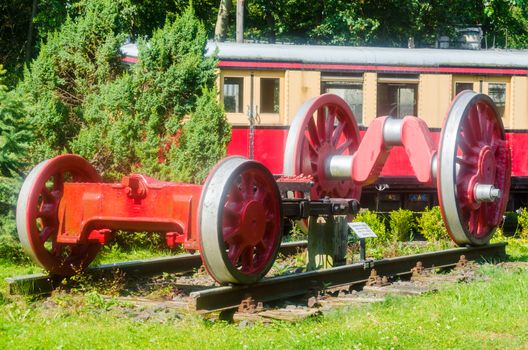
top-left (6, 241), bottom-right (307, 295)
top-left (6, 241), bottom-right (506, 318)
top-left (190, 242), bottom-right (506, 313)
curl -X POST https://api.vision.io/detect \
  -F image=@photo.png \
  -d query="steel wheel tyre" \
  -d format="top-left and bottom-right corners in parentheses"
top-left (437, 91), bottom-right (511, 246)
top-left (283, 93), bottom-right (362, 200)
top-left (16, 154), bottom-right (102, 275)
top-left (199, 157), bottom-right (283, 284)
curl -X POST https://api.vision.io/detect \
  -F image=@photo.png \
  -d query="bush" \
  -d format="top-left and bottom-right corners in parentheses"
top-left (353, 209), bottom-right (389, 243)
top-left (0, 65), bottom-right (32, 261)
top-left (417, 206), bottom-right (449, 242)
top-left (516, 207), bottom-right (528, 239)
top-left (21, 2), bottom-right (227, 183)
top-left (389, 208), bottom-right (415, 241)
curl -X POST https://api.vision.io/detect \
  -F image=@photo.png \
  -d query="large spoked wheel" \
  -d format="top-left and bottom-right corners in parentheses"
top-left (437, 91), bottom-right (511, 245)
top-left (283, 93), bottom-right (362, 200)
top-left (16, 154), bottom-right (102, 275)
top-left (199, 157), bottom-right (283, 284)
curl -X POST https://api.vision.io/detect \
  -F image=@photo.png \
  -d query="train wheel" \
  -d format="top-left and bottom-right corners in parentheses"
top-left (199, 157), bottom-right (283, 284)
top-left (283, 93), bottom-right (362, 200)
top-left (437, 91), bottom-right (511, 245)
top-left (16, 154), bottom-right (102, 275)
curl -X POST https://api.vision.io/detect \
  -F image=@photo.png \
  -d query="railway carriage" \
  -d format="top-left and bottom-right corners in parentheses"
top-left (122, 41), bottom-right (528, 212)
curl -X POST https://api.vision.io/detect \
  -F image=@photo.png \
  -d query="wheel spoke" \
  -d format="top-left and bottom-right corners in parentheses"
top-left (307, 117), bottom-right (321, 148)
top-left (455, 156), bottom-right (476, 167)
top-left (53, 172), bottom-right (64, 191)
top-left (240, 172), bottom-right (253, 199)
top-left (41, 187), bottom-right (54, 202)
top-left (467, 108), bottom-right (482, 144)
top-left (223, 226), bottom-right (239, 243)
top-left (325, 107), bottom-right (336, 141)
top-left (255, 188), bottom-right (269, 204)
top-left (476, 103), bottom-right (492, 144)
top-left (241, 247), bottom-right (254, 271)
top-left (476, 205), bottom-right (489, 237)
top-left (229, 185), bottom-right (243, 202)
top-left (331, 121), bottom-right (345, 147)
top-left (336, 138), bottom-right (353, 154)
top-left (227, 243), bottom-right (243, 265)
top-left (224, 201), bottom-right (242, 219)
top-left (39, 226), bottom-right (55, 243)
top-left (316, 108), bottom-right (326, 143)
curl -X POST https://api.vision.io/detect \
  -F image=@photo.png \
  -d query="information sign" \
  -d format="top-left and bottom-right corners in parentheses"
top-left (348, 222), bottom-right (377, 239)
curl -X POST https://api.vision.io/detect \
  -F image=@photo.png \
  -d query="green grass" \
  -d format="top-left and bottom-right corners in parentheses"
top-left (0, 239), bottom-right (527, 349)
top-left (0, 264), bottom-right (527, 349)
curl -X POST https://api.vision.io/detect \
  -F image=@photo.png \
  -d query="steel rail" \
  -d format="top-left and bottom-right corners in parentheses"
top-left (6, 241), bottom-right (307, 295)
top-left (189, 242), bottom-right (506, 313)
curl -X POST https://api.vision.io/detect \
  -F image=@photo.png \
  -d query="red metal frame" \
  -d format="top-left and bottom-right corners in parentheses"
top-left (57, 174), bottom-right (202, 251)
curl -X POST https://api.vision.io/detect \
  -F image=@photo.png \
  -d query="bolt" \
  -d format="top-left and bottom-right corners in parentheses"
top-left (474, 184), bottom-right (502, 203)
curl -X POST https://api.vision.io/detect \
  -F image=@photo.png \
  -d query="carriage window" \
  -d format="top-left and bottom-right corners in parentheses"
top-left (488, 83), bottom-right (506, 117)
top-left (323, 82), bottom-right (363, 125)
top-left (455, 82), bottom-right (474, 96)
top-left (223, 77), bottom-right (244, 113)
top-left (377, 82), bottom-right (418, 118)
top-left (260, 78), bottom-right (280, 113)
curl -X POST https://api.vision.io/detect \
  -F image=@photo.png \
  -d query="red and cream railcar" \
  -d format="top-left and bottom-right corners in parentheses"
top-left (121, 42), bottom-right (528, 211)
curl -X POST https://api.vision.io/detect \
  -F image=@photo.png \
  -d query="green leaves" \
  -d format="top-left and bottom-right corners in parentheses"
top-left (0, 67), bottom-right (32, 179)
top-left (21, 3), bottom-right (228, 183)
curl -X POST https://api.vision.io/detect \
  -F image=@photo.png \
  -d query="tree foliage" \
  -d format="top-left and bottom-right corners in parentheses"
top-left (240, 0), bottom-right (528, 48)
top-left (0, 65), bottom-right (32, 247)
top-left (20, 2), bottom-right (229, 182)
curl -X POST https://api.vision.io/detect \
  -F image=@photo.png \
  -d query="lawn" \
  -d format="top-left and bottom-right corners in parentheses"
top-left (0, 239), bottom-right (527, 350)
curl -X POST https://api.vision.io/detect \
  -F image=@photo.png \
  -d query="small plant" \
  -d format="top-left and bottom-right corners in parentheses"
top-left (516, 207), bottom-right (528, 239)
top-left (389, 208), bottom-right (415, 241)
top-left (417, 206), bottom-right (449, 242)
top-left (353, 209), bottom-right (389, 242)
top-left (111, 231), bottom-right (164, 251)
top-left (288, 220), bottom-right (308, 241)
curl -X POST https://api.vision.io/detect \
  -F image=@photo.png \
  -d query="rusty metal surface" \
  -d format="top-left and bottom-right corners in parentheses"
top-left (6, 241), bottom-right (307, 295)
top-left (189, 242), bottom-right (506, 312)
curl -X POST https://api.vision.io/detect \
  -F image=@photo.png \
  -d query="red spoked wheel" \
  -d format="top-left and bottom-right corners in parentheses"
top-left (199, 157), bottom-right (283, 284)
top-left (16, 154), bottom-right (102, 275)
top-left (437, 91), bottom-right (511, 245)
top-left (283, 93), bottom-right (362, 200)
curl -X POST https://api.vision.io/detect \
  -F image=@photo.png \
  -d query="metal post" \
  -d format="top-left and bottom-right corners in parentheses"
top-left (359, 238), bottom-right (366, 261)
top-left (248, 73), bottom-right (254, 159)
top-left (236, 0), bottom-right (245, 43)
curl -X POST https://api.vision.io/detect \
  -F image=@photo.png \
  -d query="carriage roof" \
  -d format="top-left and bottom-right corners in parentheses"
top-left (121, 41), bottom-right (528, 69)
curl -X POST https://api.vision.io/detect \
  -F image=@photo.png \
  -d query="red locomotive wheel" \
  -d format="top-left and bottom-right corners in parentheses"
top-left (437, 91), bottom-right (511, 245)
top-left (16, 154), bottom-right (102, 275)
top-left (199, 157), bottom-right (283, 284)
top-left (283, 93), bottom-right (362, 200)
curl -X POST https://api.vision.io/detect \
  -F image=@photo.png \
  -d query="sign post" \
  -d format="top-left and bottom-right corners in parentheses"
top-left (348, 222), bottom-right (377, 261)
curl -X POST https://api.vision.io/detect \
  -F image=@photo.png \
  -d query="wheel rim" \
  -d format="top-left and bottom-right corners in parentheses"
top-left (283, 93), bottom-right (361, 200)
top-left (199, 157), bottom-right (283, 284)
top-left (16, 154), bottom-right (102, 275)
top-left (437, 91), bottom-right (511, 245)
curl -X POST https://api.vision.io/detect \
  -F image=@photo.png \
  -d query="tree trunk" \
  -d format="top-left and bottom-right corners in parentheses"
top-left (25, 0), bottom-right (38, 61)
top-left (236, 0), bottom-right (245, 43)
top-left (265, 9), bottom-right (275, 44)
top-left (214, 0), bottom-right (231, 42)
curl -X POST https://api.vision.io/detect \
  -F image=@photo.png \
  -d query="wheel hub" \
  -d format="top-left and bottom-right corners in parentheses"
top-left (239, 200), bottom-right (266, 246)
top-left (467, 146), bottom-right (497, 209)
